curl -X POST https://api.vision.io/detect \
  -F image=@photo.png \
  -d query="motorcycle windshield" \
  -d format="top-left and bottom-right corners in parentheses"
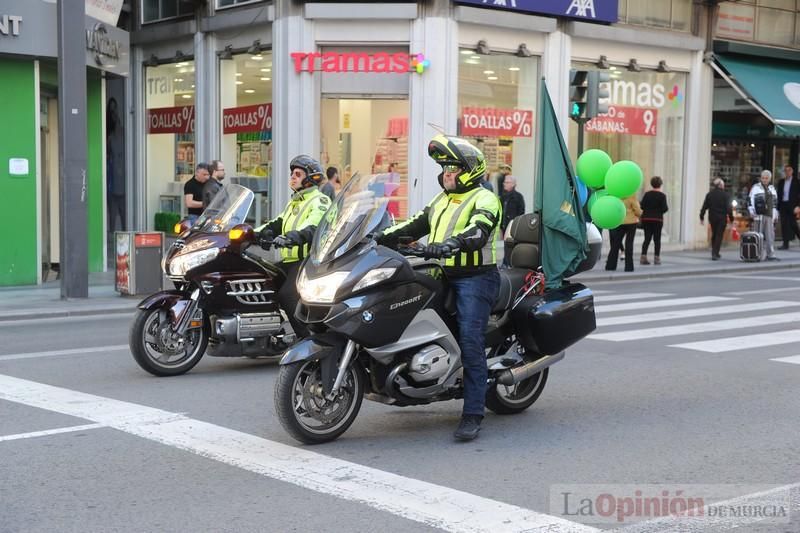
top-left (190, 184), bottom-right (254, 234)
top-left (310, 173), bottom-right (391, 264)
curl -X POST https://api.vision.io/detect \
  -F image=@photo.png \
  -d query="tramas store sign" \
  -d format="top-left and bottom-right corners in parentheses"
top-left (584, 81), bottom-right (684, 137)
top-left (291, 52), bottom-right (430, 74)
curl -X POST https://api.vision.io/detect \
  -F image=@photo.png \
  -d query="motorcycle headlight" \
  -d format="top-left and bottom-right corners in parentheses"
top-left (169, 248), bottom-right (219, 277)
top-left (352, 267), bottom-right (396, 292)
top-left (297, 270), bottom-right (349, 304)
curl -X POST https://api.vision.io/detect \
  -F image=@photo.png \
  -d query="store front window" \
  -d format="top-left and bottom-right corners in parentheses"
top-left (457, 49), bottom-right (539, 205)
top-left (569, 67), bottom-right (687, 243)
top-left (220, 51), bottom-right (273, 224)
top-left (321, 98), bottom-right (410, 219)
top-left (145, 59), bottom-right (196, 230)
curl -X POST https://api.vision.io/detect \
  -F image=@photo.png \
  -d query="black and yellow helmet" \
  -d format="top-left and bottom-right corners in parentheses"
top-left (427, 135), bottom-right (487, 192)
top-left (290, 154), bottom-right (324, 189)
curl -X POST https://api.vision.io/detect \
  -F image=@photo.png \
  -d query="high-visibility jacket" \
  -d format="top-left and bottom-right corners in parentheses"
top-left (257, 186), bottom-right (331, 263)
top-left (380, 185), bottom-right (502, 276)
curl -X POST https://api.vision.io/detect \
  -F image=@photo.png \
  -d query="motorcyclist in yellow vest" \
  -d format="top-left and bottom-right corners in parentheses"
top-left (258, 155), bottom-right (331, 337)
top-left (378, 135), bottom-right (502, 441)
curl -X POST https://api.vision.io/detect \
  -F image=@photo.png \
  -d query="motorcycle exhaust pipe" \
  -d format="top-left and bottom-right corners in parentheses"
top-left (495, 351), bottom-right (565, 386)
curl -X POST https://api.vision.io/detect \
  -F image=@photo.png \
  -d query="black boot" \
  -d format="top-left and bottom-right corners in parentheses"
top-left (454, 415), bottom-right (483, 441)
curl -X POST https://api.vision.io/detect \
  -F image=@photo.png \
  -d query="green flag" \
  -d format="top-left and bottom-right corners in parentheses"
top-left (535, 80), bottom-right (587, 289)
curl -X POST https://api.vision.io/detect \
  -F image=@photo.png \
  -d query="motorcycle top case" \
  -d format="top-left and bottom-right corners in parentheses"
top-left (512, 283), bottom-right (596, 355)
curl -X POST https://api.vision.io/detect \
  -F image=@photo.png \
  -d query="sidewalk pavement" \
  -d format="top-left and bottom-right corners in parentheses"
top-left (0, 245), bottom-right (798, 321)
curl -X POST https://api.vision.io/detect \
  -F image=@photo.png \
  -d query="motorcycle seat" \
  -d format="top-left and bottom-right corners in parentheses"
top-left (493, 268), bottom-right (531, 314)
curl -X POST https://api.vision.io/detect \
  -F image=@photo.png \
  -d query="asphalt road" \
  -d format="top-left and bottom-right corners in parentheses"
top-left (2, 271), bottom-right (799, 532)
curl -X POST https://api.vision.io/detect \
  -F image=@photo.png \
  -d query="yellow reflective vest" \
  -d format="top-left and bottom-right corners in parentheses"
top-left (258, 186), bottom-right (331, 263)
top-left (381, 185), bottom-right (502, 275)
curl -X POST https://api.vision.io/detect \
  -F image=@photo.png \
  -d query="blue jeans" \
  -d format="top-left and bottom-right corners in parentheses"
top-left (449, 268), bottom-right (501, 417)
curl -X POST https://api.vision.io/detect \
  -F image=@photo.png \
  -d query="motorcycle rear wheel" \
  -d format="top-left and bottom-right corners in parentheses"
top-left (129, 307), bottom-right (208, 377)
top-left (485, 367), bottom-right (548, 415)
top-left (275, 359), bottom-right (365, 444)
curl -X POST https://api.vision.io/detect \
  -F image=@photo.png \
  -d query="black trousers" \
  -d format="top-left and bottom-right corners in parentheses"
top-left (709, 216), bottom-right (726, 257)
top-left (606, 223), bottom-right (637, 271)
top-left (779, 205), bottom-right (800, 245)
top-left (276, 260), bottom-right (308, 338)
top-left (641, 221), bottom-right (663, 256)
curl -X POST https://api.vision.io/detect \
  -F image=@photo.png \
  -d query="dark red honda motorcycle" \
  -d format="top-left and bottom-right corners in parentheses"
top-left (129, 184), bottom-right (298, 376)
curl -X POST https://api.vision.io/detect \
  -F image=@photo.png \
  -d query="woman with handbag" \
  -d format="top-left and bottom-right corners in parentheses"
top-left (606, 194), bottom-right (643, 272)
top-left (639, 176), bottom-right (669, 265)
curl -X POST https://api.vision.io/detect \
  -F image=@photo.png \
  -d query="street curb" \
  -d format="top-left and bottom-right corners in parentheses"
top-left (0, 305), bottom-right (136, 322)
top-left (575, 261), bottom-right (800, 283)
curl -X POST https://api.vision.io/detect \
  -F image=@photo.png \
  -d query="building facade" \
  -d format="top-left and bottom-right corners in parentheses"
top-left (0, 0), bottom-right (130, 286)
top-left (19, 0), bottom-right (800, 286)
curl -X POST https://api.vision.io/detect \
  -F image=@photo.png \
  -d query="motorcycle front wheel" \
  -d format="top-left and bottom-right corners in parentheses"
top-left (274, 359), bottom-right (365, 444)
top-left (129, 307), bottom-right (208, 376)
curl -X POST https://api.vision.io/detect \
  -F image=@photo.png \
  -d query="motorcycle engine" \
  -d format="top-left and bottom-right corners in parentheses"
top-left (407, 345), bottom-right (450, 383)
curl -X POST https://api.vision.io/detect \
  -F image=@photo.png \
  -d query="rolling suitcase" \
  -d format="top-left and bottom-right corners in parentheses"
top-left (740, 217), bottom-right (765, 262)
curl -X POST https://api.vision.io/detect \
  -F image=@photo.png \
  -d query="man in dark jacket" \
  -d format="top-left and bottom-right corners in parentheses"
top-left (202, 160), bottom-right (225, 208)
top-left (500, 175), bottom-right (525, 266)
top-left (700, 178), bottom-right (734, 260)
top-left (777, 164), bottom-right (800, 249)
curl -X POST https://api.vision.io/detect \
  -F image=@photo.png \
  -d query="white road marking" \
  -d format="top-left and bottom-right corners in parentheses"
top-left (593, 292), bottom-right (671, 303)
top-left (0, 345), bottom-right (129, 361)
top-left (596, 301), bottom-right (795, 327)
top-left (595, 296), bottom-right (735, 314)
top-left (591, 312), bottom-right (800, 342)
top-left (670, 329), bottom-right (800, 353)
top-left (0, 374), bottom-right (598, 533)
top-left (0, 423), bottom-right (104, 442)
top-left (712, 274), bottom-right (800, 282)
top-left (723, 286), bottom-right (800, 296)
top-left (0, 314), bottom-right (130, 327)
top-left (770, 355), bottom-right (800, 365)
top-left (617, 482), bottom-right (799, 532)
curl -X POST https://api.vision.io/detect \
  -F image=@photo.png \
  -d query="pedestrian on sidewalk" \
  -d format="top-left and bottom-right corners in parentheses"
top-left (700, 178), bottom-right (733, 261)
top-left (606, 195), bottom-right (642, 272)
top-left (776, 164), bottom-right (800, 249)
top-left (639, 176), bottom-right (669, 265)
top-left (749, 169), bottom-right (780, 261)
top-left (202, 160), bottom-right (226, 208)
top-left (500, 175), bottom-right (525, 267)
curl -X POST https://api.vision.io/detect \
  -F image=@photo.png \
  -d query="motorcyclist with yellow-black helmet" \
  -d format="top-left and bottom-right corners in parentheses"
top-left (258, 155), bottom-right (331, 337)
top-left (377, 135), bottom-right (502, 441)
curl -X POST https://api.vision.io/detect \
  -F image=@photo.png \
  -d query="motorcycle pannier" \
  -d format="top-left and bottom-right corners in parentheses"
top-left (512, 283), bottom-right (596, 354)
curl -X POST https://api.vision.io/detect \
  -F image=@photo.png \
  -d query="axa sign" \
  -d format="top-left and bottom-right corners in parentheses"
top-left (291, 52), bottom-right (430, 74)
top-left (454, 0), bottom-right (618, 24)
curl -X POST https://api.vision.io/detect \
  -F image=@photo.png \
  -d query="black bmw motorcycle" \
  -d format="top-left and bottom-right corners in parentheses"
top-left (129, 184), bottom-right (298, 376)
top-left (273, 173), bottom-right (600, 444)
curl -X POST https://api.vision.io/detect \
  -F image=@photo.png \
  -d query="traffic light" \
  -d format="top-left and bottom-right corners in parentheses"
top-left (587, 70), bottom-right (611, 119)
top-left (569, 69), bottom-right (588, 121)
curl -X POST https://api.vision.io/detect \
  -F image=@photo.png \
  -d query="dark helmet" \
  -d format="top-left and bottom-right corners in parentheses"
top-left (427, 135), bottom-right (487, 192)
top-left (290, 155), bottom-right (324, 189)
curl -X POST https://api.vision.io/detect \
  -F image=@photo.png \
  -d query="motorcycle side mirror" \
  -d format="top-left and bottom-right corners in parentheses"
top-left (228, 224), bottom-right (255, 242)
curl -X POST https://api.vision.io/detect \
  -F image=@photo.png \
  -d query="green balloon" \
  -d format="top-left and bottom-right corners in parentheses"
top-left (576, 149), bottom-right (613, 189)
top-left (590, 195), bottom-right (626, 229)
top-left (605, 160), bottom-right (643, 198)
top-left (587, 189), bottom-right (609, 213)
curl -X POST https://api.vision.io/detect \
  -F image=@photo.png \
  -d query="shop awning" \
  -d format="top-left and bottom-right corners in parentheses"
top-left (712, 53), bottom-right (800, 136)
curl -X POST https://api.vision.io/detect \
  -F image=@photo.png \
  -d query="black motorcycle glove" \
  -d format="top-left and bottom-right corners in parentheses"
top-left (423, 238), bottom-right (460, 259)
top-left (258, 229), bottom-right (274, 250)
top-left (284, 230), bottom-right (303, 246)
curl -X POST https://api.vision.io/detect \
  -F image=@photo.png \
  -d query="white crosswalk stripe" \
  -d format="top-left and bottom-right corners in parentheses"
top-left (596, 300), bottom-right (795, 327)
top-left (670, 330), bottom-right (800, 353)
top-left (770, 355), bottom-right (800, 365)
top-left (591, 312), bottom-right (799, 342)
top-left (595, 296), bottom-right (735, 313)
top-left (593, 292), bottom-right (672, 303)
